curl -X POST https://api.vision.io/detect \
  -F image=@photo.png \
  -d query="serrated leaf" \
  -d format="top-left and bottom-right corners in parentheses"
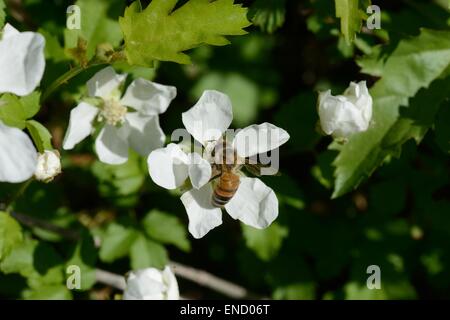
top-left (250, 0), bottom-right (286, 34)
top-left (99, 223), bottom-right (137, 263)
top-left (26, 120), bottom-right (53, 153)
top-left (129, 234), bottom-right (168, 270)
top-left (332, 29), bottom-right (450, 198)
top-left (119, 0), bottom-right (251, 66)
top-left (0, 212), bottom-right (23, 261)
top-left (142, 210), bottom-right (190, 252)
top-left (335, 0), bottom-right (362, 44)
top-left (356, 45), bottom-right (386, 77)
top-left (242, 223), bottom-right (288, 261)
top-left (64, 0), bottom-right (124, 60)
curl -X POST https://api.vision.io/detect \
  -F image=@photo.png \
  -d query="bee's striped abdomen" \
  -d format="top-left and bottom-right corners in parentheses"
top-left (212, 172), bottom-right (240, 208)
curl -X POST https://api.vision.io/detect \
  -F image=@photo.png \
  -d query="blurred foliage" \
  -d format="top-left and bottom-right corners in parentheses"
top-left (0, 0), bottom-right (450, 301)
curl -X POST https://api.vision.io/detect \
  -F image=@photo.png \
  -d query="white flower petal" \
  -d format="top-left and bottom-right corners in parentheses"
top-left (95, 125), bottom-right (130, 165)
top-left (182, 90), bottom-right (233, 145)
top-left (225, 177), bottom-right (278, 229)
top-left (123, 267), bottom-right (179, 300)
top-left (233, 122), bottom-right (290, 158)
top-left (147, 143), bottom-right (190, 190)
top-left (0, 25), bottom-right (45, 96)
top-left (188, 153), bottom-right (212, 189)
top-left (120, 78), bottom-right (176, 115)
top-left (162, 266), bottom-right (180, 300)
top-left (125, 113), bottom-right (165, 157)
top-left (2, 24), bottom-right (20, 38)
top-left (87, 66), bottom-right (127, 100)
top-left (63, 102), bottom-right (99, 150)
top-left (0, 121), bottom-right (37, 183)
top-left (344, 81), bottom-right (373, 125)
top-left (181, 184), bottom-right (223, 239)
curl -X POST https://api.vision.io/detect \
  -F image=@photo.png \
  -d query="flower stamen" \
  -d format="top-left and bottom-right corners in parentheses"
top-left (98, 99), bottom-right (127, 126)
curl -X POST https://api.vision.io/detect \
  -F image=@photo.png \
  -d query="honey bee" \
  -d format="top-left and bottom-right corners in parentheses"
top-left (210, 138), bottom-right (271, 208)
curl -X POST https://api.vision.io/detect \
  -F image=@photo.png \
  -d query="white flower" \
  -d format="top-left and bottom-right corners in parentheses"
top-left (148, 90), bottom-right (290, 239)
top-left (0, 24), bottom-right (46, 183)
top-left (62, 67), bottom-right (177, 165)
top-left (318, 81), bottom-right (372, 140)
top-left (34, 150), bottom-right (61, 182)
top-left (123, 267), bottom-right (179, 300)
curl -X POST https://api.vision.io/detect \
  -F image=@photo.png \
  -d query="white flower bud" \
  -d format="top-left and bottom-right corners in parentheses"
top-left (123, 267), bottom-right (179, 300)
top-left (318, 81), bottom-right (373, 140)
top-left (34, 150), bottom-right (61, 182)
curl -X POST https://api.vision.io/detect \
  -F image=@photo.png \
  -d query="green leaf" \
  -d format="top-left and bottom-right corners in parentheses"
top-left (26, 120), bottom-right (53, 153)
top-left (273, 283), bottom-right (316, 300)
top-left (250, 0), bottom-right (286, 34)
top-left (39, 28), bottom-right (68, 63)
top-left (129, 234), bottom-right (168, 270)
top-left (119, 0), bottom-right (251, 66)
top-left (0, 237), bottom-right (65, 290)
top-left (20, 92), bottom-right (41, 119)
top-left (335, 0), bottom-right (362, 44)
top-left (0, 237), bottom-right (36, 276)
top-left (142, 210), bottom-right (190, 252)
top-left (332, 29), bottom-right (450, 198)
top-left (0, 212), bottom-right (23, 261)
top-left (23, 285), bottom-right (72, 300)
top-left (92, 151), bottom-right (146, 207)
top-left (64, 0), bottom-right (124, 60)
top-left (0, 95), bottom-right (27, 128)
top-left (65, 231), bottom-right (97, 291)
top-left (242, 223), bottom-right (288, 261)
top-left (344, 281), bottom-right (417, 300)
top-left (356, 45), bottom-right (386, 77)
top-left (0, 92), bottom-right (41, 129)
top-left (99, 222), bottom-right (137, 263)
top-left (0, 0), bottom-right (6, 28)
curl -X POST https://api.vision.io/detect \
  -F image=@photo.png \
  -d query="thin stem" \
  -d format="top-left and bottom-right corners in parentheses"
top-left (5, 179), bottom-right (32, 213)
top-left (169, 261), bottom-right (259, 299)
top-left (41, 61), bottom-right (108, 103)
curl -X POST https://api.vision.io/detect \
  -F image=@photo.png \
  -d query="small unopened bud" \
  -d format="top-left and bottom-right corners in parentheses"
top-left (318, 81), bottom-right (373, 140)
top-left (35, 150), bottom-right (61, 182)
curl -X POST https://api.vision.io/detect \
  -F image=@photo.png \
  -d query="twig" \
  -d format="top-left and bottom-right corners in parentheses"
top-left (10, 211), bottom-right (260, 299)
top-left (170, 261), bottom-right (257, 299)
top-left (10, 211), bottom-right (80, 240)
top-left (95, 269), bottom-right (126, 291)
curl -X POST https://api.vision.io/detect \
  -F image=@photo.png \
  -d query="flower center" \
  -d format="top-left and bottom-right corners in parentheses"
top-left (98, 99), bottom-right (127, 126)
